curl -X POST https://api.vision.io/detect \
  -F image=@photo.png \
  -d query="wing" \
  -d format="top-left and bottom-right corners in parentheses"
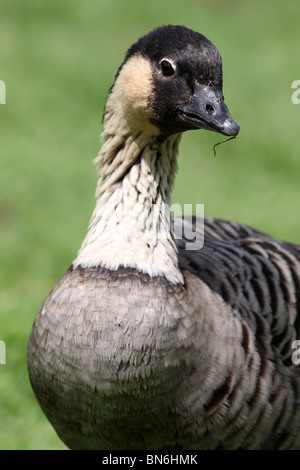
top-left (175, 216), bottom-right (300, 366)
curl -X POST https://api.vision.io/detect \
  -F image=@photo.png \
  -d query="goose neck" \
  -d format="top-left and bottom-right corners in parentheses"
top-left (74, 132), bottom-right (184, 284)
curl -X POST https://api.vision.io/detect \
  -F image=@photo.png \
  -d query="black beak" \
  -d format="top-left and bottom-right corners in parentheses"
top-left (179, 83), bottom-right (240, 137)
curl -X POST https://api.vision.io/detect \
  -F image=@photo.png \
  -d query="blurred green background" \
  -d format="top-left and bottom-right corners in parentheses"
top-left (0, 0), bottom-right (299, 450)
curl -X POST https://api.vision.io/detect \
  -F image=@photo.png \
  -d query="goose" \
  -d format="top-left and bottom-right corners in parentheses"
top-left (27, 25), bottom-right (300, 450)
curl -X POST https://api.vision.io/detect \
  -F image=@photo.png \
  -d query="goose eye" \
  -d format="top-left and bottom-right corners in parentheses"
top-left (160, 59), bottom-right (175, 77)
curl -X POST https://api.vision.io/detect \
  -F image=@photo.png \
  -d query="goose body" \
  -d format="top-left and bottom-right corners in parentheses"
top-left (27, 25), bottom-right (300, 450)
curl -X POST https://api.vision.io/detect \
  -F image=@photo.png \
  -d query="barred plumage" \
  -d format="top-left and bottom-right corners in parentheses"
top-left (179, 216), bottom-right (300, 362)
top-left (27, 25), bottom-right (300, 449)
top-left (178, 217), bottom-right (300, 448)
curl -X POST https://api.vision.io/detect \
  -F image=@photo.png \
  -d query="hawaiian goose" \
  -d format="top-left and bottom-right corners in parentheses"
top-left (28, 25), bottom-right (300, 450)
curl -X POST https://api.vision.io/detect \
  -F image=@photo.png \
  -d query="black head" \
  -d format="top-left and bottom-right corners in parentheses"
top-left (106, 25), bottom-right (239, 138)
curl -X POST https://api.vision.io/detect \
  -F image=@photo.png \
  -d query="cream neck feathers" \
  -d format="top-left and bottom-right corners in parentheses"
top-left (74, 112), bottom-right (184, 284)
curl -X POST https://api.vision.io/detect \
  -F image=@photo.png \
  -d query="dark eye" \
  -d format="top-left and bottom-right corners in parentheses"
top-left (159, 59), bottom-right (175, 77)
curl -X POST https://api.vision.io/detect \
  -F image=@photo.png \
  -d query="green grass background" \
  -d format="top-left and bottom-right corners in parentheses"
top-left (0, 0), bottom-right (299, 450)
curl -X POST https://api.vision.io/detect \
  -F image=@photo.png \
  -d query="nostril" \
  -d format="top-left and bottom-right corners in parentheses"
top-left (206, 104), bottom-right (215, 114)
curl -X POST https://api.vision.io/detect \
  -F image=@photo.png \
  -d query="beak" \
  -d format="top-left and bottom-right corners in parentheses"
top-left (179, 83), bottom-right (240, 137)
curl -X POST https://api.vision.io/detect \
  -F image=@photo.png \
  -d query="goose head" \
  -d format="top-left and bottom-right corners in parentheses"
top-left (76, 25), bottom-right (240, 282)
top-left (105, 24), bottom-right (240, 139)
